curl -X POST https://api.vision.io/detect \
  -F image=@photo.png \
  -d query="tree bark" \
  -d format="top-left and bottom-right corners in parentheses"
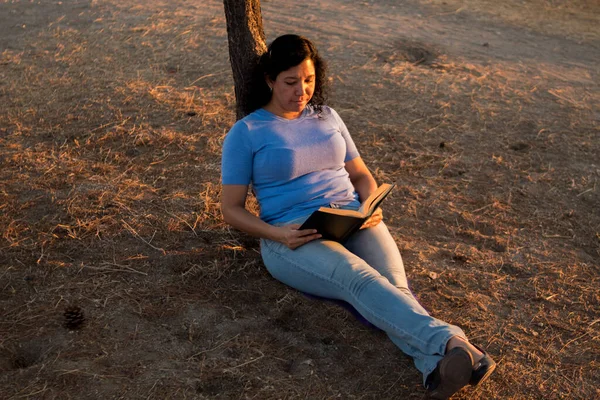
top-left (223, 0), bottom-right (267, 120)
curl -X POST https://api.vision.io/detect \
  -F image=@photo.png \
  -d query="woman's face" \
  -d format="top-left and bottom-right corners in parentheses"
top-left (267, 58), bottom-right (316, 117)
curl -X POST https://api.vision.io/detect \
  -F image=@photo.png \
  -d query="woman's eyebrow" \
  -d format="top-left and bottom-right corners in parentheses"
top-left (284, 74), bottom-right (315, 80)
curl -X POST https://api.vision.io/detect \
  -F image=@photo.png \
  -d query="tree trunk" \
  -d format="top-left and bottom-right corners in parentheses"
top-left (223, 0), bottom-right (267, 120)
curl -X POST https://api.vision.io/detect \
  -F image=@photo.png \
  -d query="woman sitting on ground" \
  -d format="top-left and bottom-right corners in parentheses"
top-left (220, 34), bottom-right (496, 399)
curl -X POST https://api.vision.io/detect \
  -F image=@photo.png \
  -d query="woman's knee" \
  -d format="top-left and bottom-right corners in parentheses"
top-left (264, 239), bottom-right (400, 299)
top-left (344, 224), bottom-right (408, 288)
top-left (260, 238), bottom-right (360, 296)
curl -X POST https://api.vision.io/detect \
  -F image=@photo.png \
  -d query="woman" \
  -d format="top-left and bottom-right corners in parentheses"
top-left (220, 34), bottom-right (495, 399)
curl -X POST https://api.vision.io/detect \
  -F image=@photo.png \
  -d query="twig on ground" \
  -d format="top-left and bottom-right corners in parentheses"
top-left (472, 203), bottom-right (494, 213)
top-left (542, 234), bottom-right (574, 239)
top-left (121, 221), bottom-right (166, 254)
top-left (146, 379), bottom-right (160, 400)
top-left (223, 349), bottom-right (265, 371)
top-left (559, 331), bottom-right (591, 353)
top-left (57, 369), bottom-right (129, 379)
top-left (80, 262), bottom-right (149, 276)
top-left (9, 382), bottom-right (48, 399)
top-left (576, 187), bottom-right (594, 197)
top-left (187, 334), bottom-right (240, 360)
top-left (187, 71), bottom-right (227, 86)
top-left (161, 206), bottom-right (197, 236)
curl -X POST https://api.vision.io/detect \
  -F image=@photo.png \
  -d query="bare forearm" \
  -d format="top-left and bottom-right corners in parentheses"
top-left (353, 174), bottom-right (378, 202)
top-left (220, 184), bottom-right (320, 249)
top-left (222, 206), bottom-right (280, 241)
top-left (222, 205), bottom-right (321, 249)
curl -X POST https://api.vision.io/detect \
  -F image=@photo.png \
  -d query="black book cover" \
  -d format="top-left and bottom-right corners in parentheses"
top-left (299, 211), bottom-right (364, 242)
top-left (299, 183), bottom-right (395, 242)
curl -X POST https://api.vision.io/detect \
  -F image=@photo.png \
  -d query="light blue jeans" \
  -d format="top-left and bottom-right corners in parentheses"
top-left (260, 213), bottom-right (466, 385)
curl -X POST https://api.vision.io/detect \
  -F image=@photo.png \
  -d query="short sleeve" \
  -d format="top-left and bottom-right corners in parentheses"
top-left (329, 107), bottom-right (360, 162)
top-left (221, 121), bottom-right (253, 185)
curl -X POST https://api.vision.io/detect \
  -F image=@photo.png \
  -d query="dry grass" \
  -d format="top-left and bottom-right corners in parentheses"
top-left (423, 0), bottom-right (600, 42)
top-left (1, 0), bottom-right (599, 399)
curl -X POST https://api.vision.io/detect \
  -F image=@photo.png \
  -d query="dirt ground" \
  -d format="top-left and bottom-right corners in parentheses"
top-left (1, 0), bottom-right (598, 399)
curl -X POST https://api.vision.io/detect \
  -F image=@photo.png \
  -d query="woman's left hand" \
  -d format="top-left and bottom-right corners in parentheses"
top-left (361, 207), bottom-right (383, 229)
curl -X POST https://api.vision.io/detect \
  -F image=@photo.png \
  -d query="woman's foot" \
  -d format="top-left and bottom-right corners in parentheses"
top-left (446, 336), bottom-right (497, 386)
top-left (425, 347), bottom-right (473, 399)
top-left (469, 343), bottom-right (497, 386)
top-left (446, 336), bottom-right (484, 365)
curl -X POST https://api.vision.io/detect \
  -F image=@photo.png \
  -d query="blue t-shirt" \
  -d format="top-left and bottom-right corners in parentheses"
top-left (221, 105), bottom-right (361, 224)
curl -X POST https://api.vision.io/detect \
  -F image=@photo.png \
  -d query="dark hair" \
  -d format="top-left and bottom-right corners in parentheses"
top-left (245, 34), bottom-right (329, 115)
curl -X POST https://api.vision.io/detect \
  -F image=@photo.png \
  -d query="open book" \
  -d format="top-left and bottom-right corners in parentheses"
top-left (299, 183), bottom-right (395, 242)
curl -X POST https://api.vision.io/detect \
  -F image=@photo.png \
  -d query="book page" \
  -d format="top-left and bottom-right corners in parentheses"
top-left (358, 184), bottom-right (393, 215)
top-left (317, 207), bottom-right (364, 218)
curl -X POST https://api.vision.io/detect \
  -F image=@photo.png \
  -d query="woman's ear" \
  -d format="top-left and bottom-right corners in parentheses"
top-left (265, 74), bottom-right (273, 91)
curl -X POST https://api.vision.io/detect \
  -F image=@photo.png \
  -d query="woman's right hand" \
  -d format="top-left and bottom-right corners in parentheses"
top-left (275, 224), bottom-right (321, 250)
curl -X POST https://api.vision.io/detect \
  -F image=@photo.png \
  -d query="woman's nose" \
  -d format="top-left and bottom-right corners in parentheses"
top-left (296, 83), bottom-right (308, 96)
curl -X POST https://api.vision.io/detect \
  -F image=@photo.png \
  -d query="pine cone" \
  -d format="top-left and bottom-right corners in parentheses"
top-left (63, 306), bottom-right (85, 330)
